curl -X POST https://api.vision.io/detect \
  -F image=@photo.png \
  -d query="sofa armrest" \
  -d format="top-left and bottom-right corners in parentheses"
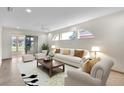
top-left (66, 69), bottom-right (101, 86)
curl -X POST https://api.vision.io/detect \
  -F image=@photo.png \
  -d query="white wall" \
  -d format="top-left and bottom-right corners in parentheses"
top-left (0, 27), bottom-right (2, 63)
top-left (2, 27), bottom-right (47, 59)
top-left (49, 11), bottom-right (124, 73)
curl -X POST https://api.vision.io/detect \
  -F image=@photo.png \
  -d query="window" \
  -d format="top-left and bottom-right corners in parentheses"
top-left (78, 30), bottom-right (95, 39)
top-left (50, 28), bottom-right (94, 41)
top-left (54, 35), bottom-right (59, 41)
top-left (61, 31), bottom-right (76, 40)
top-left (52, 34), bottom-right (59, 41)
top-left (30, 37), bottom-right (34, 41)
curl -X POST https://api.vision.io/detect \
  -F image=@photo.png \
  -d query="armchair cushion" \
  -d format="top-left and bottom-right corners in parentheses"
top-left (42, 50), bottom-right (48, 55)
top-left (22, 54), bottom-right (35, 62)
top-left (35, 53), bottom-right (46, 59)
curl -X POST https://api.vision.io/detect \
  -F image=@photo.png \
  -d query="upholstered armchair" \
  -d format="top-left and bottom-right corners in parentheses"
top-left (64, 57), bottom-right (114, 86)
top-left (35, 50), bottom-right (48, 59)
top-left (22, 54), bottom-right (35, 62)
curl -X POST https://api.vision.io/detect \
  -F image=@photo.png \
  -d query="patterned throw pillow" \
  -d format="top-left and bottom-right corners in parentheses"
top-left (63, 49), bottom-right (70, 55)
top-left (55, 48), bottom-right (60, 53)
top-left (82, 59), bottom-right (98, 74)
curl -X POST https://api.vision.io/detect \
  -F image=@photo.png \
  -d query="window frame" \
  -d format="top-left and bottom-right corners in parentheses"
top-left (77, 30), bottom-right (95, 39)
top-left (60, 31), bottom-right (76, 40)
top-left (52, 34), bottom-right (60, 41)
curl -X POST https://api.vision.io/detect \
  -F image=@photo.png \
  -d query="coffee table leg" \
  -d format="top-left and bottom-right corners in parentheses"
top-left (63, 65), bottom-right (65, 72)
top-left (49, 68), bottom-right (52, 77)
top-left (37, 60), bottom-right (38, 67)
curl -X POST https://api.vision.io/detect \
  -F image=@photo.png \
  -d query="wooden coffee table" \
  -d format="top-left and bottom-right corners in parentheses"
top-left (37, 59), bottom-right (65, 77)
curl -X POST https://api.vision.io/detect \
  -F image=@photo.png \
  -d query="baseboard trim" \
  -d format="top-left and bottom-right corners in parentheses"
top-left (2, 58), bottom-right (12, 61)
top-left (111, 69), bottom-right (124, 74)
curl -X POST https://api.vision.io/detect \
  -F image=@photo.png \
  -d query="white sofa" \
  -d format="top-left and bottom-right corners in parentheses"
top-left (53, 49), bottom-right (89, 67)
top-left (64, 57), bottom-right (114, 86)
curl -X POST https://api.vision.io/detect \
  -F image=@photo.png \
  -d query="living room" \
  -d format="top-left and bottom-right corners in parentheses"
top-left (0, 6), bottom-right (124, 89)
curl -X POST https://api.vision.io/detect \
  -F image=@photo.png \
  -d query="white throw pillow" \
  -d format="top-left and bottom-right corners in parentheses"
top-left (60, 48), bottom-right (63, 54)
top-left (70, 49), bottom-right (74, 56)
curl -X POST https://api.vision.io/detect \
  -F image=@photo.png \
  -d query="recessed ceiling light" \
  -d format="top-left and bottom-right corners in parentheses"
top-left (25, 9), bottom-right (32, 13)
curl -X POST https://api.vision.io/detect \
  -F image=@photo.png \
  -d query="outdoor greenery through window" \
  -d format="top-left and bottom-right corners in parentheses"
top-left (11, 36), bottom-right (25, 54)
top-left (61, 31), bottom-right (75, 40)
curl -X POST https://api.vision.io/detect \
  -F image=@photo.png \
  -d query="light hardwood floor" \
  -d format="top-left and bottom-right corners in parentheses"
top-left (0, 57), bottom-right (25, 86)
top-left (0, 57), bottom-right (124, 86)
top-left (107, 71), bottom-right (124, 86)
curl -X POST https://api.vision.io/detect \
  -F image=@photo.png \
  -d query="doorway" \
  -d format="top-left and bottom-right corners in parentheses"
top-left (11, 35), bottom-right (25, 57)
top-left (25, 35), bottom-right (38, 54)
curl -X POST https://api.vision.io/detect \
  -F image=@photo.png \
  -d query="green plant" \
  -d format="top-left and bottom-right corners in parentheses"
top-left (41, 43), bottom-right (49, 50)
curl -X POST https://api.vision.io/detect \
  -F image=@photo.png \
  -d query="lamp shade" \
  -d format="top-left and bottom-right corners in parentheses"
top-left (91, 46), bottom-right (100, 52)
top-left (51, 45), bottom-right (56, 48)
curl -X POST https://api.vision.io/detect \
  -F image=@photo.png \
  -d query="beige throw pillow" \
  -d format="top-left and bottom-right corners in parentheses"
top-left (63, 49), bottom-right (70, 55)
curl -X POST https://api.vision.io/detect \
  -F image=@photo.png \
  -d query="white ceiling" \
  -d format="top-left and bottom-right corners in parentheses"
top-left (0, 7), bottom-right (124, 32)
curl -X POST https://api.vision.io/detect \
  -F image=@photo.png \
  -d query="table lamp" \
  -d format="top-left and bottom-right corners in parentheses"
top-left (51, 45), bottom-right (56, 52)
top-left (91, 46), bottom-right (100, 59)
top-left (51, 45), bottom-right (56, 49)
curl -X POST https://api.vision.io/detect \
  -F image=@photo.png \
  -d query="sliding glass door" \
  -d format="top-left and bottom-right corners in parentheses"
top-left (11, 35), bottom-right (25, 56)
top-left (11, 35), bottom-right (38, 57)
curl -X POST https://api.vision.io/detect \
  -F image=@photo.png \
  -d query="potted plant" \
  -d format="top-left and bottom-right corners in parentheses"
top-left (41, 43), bottom-right (49, 55)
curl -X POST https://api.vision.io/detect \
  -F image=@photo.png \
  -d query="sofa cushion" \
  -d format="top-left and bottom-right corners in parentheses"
top-left (63, 49), bottom-right (70, 55)
top-left (55, 54), bottom-right (82, 63)
top-left (82, 59), bottom-right (97, 74)
top-left (55, 48), bottom-right (60, 53)
top-left (74, 50), bottom-right (84, 58)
